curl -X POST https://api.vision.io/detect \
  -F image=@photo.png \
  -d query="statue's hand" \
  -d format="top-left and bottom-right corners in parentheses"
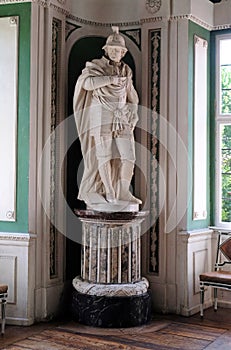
top-left (130, 117), bottom-right (138, 131)
top-left (110, 76), bottom-right (127, 86)
top-left (128, 106), bottom-right (139, 130)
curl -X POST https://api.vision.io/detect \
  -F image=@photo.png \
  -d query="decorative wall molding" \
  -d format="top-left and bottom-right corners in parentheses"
top-left (169, 14), bottom-right (213, 31)
top-left (0, 16), bottom-right (18, 223)
top-left (0, 0), bottom-right (69, 16)
top-left (140, 16), bottom-right (164, 24)
top-left (214, 23), bottom-right (231, 30)
top-left (50, 3), bottom-right (69, 15)
top-left (65, 21), bottom-right (81, 40)
top-left (0, 0), bottom-right (31, 3)
top-left (176, 13), bottom-right (231, 31)
top-left (145, 0), bottom-right (162, 14)
top-left (193, 35), bottom-right (208, 221)
top-left (49, 17), bottom-right (62, 279)
top-left (0, 233), bottom-right (36, 241)
top-left (0, 0), bottom-right (230, 32)
top-left (0, 255), bottom-right (16, 303)
top-left (122, 28), bottom-right (141, 50)
top-left (149, 29), bottom-right (161, 274)
top-left (0, 0), bottom-right (41, 4)
top-left (67, 14), bottom-right (140, 28)
top-left (66, 13), bottom-right (229, 32)
top-left (0, 232), bottom-right (36, 325)
top-left (0, 1), bottom-right (227, 32)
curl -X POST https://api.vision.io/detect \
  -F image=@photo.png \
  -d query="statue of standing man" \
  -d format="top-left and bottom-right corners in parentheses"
top-left (73, 27), bottom-right (141, 208)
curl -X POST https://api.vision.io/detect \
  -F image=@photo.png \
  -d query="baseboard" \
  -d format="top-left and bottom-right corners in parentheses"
top-left (5, 317), bottom-right (34, 326)
top-left (179, 300), bottom-right (213, 316)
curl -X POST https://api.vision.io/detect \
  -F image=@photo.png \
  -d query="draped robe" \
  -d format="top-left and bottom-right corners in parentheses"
top-left (73, 56), bottom-right (138, 204)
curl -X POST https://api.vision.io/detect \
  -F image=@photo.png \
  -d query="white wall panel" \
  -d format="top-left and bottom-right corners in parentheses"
top-left (193, 35), bottom-right (208, 220)
top-left (0, 255), bottom-right (17, 303)
top-left (0, 17), bottom-right (18, 222)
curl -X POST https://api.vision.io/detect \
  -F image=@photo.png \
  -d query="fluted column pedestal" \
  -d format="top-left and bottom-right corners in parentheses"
top-left (72, 210), bottom-right (151, 328)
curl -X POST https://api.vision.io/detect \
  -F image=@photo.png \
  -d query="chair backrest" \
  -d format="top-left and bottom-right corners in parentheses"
top-left (215, 231), bottom-right (231, 270)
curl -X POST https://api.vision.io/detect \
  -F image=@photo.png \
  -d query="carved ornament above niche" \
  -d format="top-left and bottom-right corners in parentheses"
top-left (146, 0), bottom-right (162, 14)
top-left (57, 0), bottom-right (66, 4)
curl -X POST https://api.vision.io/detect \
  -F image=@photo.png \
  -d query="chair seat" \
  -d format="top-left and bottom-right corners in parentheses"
top-left (200, 271), bottom-right (231, 285)
top-left (0, 285), bottom-right (8, 294)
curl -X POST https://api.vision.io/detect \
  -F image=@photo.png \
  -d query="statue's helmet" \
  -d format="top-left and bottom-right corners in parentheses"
top-left (103, 26), bottom-right (127, 52)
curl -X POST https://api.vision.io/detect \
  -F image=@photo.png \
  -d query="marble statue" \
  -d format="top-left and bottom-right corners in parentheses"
top-left (73, 27), bottom-right (142, 208)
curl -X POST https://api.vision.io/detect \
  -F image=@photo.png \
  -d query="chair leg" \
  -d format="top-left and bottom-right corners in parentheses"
top-left (214, 288), bottom-right (218, 312)
top-left (1, 299), bottom-right (7, 335)
top-left (200, 284), bottom-right (204, 318)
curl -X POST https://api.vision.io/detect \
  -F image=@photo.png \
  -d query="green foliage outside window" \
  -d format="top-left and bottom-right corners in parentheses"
top-left (221, 125), bottom-right (231, 222)
top-left (221, 66), bottom-right (231, 114)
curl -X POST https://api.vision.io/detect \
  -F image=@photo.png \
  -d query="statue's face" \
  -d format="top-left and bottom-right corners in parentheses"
top-left (106, 46), bottom-right (124, 63)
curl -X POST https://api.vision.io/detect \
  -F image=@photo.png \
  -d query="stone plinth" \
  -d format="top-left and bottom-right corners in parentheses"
top-left (72, 209), bottom-right (151, 327)
top-left (72, 288), bottom-right (152, 328)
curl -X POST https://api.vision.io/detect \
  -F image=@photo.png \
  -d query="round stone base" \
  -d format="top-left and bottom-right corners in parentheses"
top-left (71, 288), bottom-right (152, 328)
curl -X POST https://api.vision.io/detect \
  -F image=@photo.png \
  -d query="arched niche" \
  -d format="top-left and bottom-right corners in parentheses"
top-left (65, 34), bottom-right (139, 279)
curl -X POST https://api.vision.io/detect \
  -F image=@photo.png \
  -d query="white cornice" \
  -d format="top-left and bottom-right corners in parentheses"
top-left (213, 23), bottom-right (231, 30)
top-left (0, 0), bottom-right (31, 3)
top-left (140, 16), bottom-right (164, 24)
top-left (0, 0), bottom-right (69, 15)
top-left (0, 1), bottom-right (229, 32)
top-left (66, 14), bottom-right (216, 31)
top-left (67, 13), bottom-right (140, 27)
top-left (0, 232), bottom-right (36, 241)
top-left (169, 14), bottom-right (213, 31)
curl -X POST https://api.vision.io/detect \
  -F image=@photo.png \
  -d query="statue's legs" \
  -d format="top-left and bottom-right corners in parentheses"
top-left (98, 161), bottom-right (116, 202)
top-left (117, 160), bottom-right (142, 204)
top-left (115, 137), bottom-right (142, 204)
top-left (95, 136), bottom-right (116, 203)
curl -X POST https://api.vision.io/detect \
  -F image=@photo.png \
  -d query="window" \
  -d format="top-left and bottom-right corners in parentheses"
top-left (216, 35), bottom-right (231, 227)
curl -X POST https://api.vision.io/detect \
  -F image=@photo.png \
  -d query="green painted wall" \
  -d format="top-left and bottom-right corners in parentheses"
top-left (187, 21), bottom-right (210, 230)
top-left (0, 3), bottom-right (31, 232)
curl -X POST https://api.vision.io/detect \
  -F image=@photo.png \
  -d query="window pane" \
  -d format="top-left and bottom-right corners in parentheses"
top-left (221, 66), bottom-right (231, 89)
top-left (221, 125), bottom-right (231, 222)
top-left (221, 90), bottom-right (231, 114)
top-left (221, 66), bottom-right (231, 114)
top-left (220, 40), bottom-right (231, 114)
top-left (220, 39), bottom-right (231, 65)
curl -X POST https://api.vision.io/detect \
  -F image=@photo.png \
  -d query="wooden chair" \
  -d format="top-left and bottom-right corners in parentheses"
top-left (0, 285), bottom-right (8, 335)
top-left (199, 230), bottom-right (231, 318)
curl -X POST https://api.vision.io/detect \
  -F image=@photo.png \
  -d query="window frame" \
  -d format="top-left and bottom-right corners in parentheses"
top-left (215, 34), bottom-right (231, 228)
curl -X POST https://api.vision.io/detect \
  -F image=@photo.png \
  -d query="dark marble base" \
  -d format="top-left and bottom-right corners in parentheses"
top-left (74, 209), bottom-right (149, 222)
top-left (71, 288), bottom-right (152, 328)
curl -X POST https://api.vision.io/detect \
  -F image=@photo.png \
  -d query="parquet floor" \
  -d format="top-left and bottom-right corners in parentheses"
top-left (1, 308), bottom-right (231, 349)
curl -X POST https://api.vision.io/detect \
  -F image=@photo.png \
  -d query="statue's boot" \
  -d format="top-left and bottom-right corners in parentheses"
top-left (118, 160), bottom-right (142, 204)
top-left (98, 161), bottom-right (116, 203)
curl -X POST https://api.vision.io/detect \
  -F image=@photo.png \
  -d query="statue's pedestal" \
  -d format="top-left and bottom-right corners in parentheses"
top-left (72, 209), bottom-right (151, 328)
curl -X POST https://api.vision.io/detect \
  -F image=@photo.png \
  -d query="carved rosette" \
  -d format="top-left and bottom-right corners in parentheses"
top-left (146, 0), bottom-right (162, 14)
top-left (50, 18), bottom-right (62, 279)
top-left (149, 30), bottom-right (161, 274)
